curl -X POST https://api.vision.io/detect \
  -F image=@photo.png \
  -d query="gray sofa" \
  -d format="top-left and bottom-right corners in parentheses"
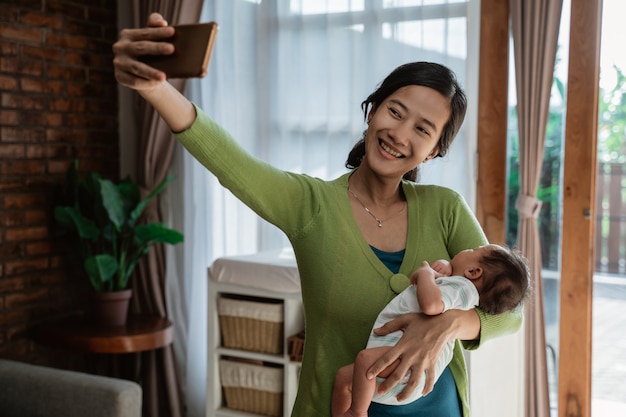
top-left (0, 359), bottom-right (142, 417)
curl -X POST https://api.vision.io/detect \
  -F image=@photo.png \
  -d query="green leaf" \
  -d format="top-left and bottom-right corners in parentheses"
top-left (134, 223), bottom-right (184, 246)
top-left (130, 176), bottom-right (176, 223)
top-left (117, 180), bottom-right (141, 220)
top-left (81, 173), bottom-right (103, 206)
top-left (99, 178), bottom-right (126, 231)
top-left (85, 254), bottom-right (118, 290)
top-left (80, 173), bottom-right (111, 227)
top-left (54, 206), bottom-right (100, 240)
top-left (100, 223), bottom-right (117, 244)
top-left (119, 247), bottom-right (150, 290)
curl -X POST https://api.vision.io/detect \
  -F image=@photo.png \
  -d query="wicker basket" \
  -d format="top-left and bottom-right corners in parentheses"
top-left (218, 296), bottom-right (284, 354)
top-left (219, 359), bottom-right (283, 417)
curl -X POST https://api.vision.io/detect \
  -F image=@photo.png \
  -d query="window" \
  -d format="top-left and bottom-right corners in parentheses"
top-left (196, 0), bottom-right (475, 249)
top-left (255, 0), bottom-right (474, 191)
top-left (506, 0), bottom-right (626, 414)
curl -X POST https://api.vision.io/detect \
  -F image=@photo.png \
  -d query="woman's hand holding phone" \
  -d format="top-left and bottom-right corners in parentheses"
top-left (112, 13), bottom-right (201, 133)
top-left (112, 13), bottom-right (175, 90)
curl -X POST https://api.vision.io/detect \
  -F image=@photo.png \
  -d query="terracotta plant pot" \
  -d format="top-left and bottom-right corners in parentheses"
top-left (92, 289), bottom-right (132, 327)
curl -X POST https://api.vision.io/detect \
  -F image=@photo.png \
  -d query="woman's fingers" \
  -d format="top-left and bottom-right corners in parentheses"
top-left (367, 314), bottom-right (415, 381)
top-left (147, 12), bottom-right (168, 27)
top-left (136, 26), bottom-right (175, 43)
top-left (113, 61), bottom-right (166, 88)
top-left (115, 27), bottom-right (175, 54)
top-left (374, 351), bottom-right (413, 394)
top-left (372, 313), bottom-right (412, 336)
top-left (112, 44), bottom-right (167, 85)
top-left (112, 16), bottom-right (175, 88)
top-left (421, 365), bottom-right (436, 395)
top-left (396, 366), bottom-right (426, 401)
top-left (369, 312), bottom-right (453, 399)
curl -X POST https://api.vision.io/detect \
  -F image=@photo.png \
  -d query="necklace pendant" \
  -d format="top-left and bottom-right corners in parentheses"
top-left (348, 187), bottom-right (405, 229)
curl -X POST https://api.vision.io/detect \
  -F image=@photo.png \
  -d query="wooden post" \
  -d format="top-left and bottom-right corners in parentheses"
top-left (559, 0), bottom-right (603, 416)
top-left (476, 0), bottom-right (509, 244)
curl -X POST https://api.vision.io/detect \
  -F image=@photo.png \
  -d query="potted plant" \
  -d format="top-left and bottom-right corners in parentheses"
top-left (54, 160), bottom-right (184, 325)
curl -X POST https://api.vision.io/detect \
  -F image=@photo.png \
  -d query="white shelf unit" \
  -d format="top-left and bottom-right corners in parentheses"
top-left (207, 280), bottom-right (304, 417)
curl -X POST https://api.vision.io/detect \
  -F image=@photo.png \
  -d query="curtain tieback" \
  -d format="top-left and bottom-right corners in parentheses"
top-left (515, 194), bottom-right (542, 219)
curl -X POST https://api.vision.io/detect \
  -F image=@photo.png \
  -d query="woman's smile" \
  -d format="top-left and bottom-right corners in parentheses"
top-left (379, 139), bottom-right (405, 158)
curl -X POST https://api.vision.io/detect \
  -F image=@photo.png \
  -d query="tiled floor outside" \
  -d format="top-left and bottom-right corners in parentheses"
top-left (544, 273), bottom-right (626, 416)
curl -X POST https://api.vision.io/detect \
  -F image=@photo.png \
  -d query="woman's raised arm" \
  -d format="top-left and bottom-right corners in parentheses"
top-left (112, 12), bottom-right (196, 132)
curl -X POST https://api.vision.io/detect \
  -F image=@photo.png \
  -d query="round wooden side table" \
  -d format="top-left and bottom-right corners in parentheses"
top-left (36, 314), bottom-right (173, 354)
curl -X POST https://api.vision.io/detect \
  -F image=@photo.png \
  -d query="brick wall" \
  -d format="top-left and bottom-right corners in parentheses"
top-left (0, 0), bottom-right (119, 365)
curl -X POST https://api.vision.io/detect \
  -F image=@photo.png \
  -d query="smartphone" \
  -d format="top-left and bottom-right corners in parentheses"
top-left (140, 22), bottom-right (219, 79)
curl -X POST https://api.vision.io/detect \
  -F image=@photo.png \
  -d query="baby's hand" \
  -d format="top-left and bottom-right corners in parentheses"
top-left (411, 261), bottom-right (434, 285)
top-left (419, 261), bottom-right (434, 273)
top-left (429, 259), bottom-right (451, 278)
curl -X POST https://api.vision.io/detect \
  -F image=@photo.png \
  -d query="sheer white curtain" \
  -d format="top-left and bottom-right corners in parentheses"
top-left (165, 1), bottom-right (477, 416)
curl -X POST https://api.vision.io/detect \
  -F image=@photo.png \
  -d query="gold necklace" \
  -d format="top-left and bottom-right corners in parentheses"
top-left (348, 188), bottom-right (406, 228)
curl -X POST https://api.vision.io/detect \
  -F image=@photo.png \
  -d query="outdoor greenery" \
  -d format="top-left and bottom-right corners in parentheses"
top-left (598, 65), bottom-right (626, 163)
top-left (507, 65), bottom-right (625, 271)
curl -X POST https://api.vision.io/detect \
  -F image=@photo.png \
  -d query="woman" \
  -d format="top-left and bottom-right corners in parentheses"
top-left (112, 13), bottom-right (522, 417)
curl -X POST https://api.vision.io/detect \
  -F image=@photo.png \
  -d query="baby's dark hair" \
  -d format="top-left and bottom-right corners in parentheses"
top-left (477, 246), bottom-right (531, 315)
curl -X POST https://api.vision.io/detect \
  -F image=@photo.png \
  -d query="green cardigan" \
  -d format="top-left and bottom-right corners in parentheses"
top-left (176, 106), bottom-right (523, 417)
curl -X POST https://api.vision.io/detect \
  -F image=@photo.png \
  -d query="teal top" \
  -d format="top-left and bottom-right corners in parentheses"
top-left (175, 106), bottom-right (523, 417)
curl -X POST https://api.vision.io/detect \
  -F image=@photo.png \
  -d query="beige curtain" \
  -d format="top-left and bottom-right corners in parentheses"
top-left (509, 1), bottom-right (563, 416)
top-left (127, 2), bottom-right (204, 416)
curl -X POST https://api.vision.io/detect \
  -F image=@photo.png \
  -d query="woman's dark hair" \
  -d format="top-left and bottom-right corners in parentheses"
top-left (477, 247), bottom-right (532, 315)
top-left (345, 62), bottom-right (468, 182)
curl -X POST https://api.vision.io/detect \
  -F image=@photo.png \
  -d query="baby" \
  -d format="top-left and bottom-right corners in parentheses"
top-left (332, 244), bottom-right (530, 417)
